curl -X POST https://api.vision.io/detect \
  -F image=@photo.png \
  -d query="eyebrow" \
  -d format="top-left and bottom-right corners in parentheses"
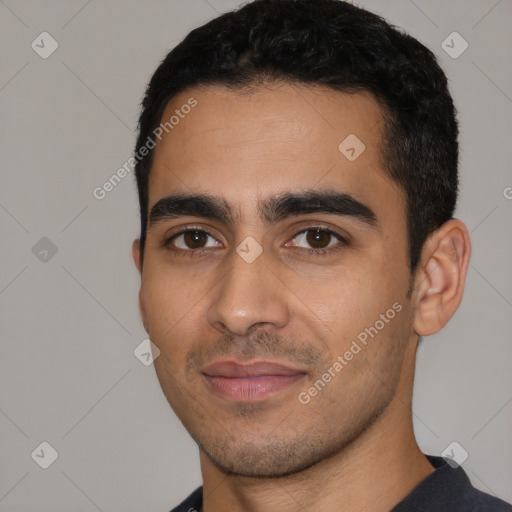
top-left (148, 190), bottom-right (377, 228)
top-left (261, 190), bottom-right (377, 227)
top-left (149, 194), bottom-right (235, 226)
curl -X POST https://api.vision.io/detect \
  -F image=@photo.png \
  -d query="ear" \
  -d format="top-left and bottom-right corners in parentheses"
top-left (132, 239), bottom-right (149, 333)
top-left (132, 238), bottom-right (142, 274)
top-left (413, 219), bottom-right (471, 336)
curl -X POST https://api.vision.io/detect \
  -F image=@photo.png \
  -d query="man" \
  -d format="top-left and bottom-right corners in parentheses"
top-left (131, 0), bottom-right (512, 510)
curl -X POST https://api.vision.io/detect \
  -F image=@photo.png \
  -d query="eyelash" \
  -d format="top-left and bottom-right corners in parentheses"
top-left (163, 224), bottom-right (349, 258)
top-left (163, 226), bottom-right (218, 258)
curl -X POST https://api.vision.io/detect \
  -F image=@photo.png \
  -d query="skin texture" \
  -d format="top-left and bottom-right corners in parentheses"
top-left (132, 83), bottom-right (471, 512)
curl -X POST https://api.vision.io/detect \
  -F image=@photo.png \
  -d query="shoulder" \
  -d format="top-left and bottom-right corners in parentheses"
top-left (392, 456), bottom-right (512, 512)
top-left (469, 487), bottom-right (512, 511)
top-left (169, 486), bottom-right (203, 512)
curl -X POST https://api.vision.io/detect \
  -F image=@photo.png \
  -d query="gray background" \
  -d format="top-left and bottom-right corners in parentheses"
top-left (1, 0), bottom-right (511, 510)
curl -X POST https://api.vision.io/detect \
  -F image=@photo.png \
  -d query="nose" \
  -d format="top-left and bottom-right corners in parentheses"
top-left (207, 247), bottom-right (290, 336)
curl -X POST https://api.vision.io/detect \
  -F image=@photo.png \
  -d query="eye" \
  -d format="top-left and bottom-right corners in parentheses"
top-left (287, 228), bottom-right (347, 252)
top-left (167, 229), bottom-right (222, 251)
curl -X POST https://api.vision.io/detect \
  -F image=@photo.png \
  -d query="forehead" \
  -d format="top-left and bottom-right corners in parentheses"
top-left (149, 83), bottom-right (404, 222)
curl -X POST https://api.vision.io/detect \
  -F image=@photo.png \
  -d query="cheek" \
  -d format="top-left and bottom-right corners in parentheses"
top-left (301, 265), bottom-right (407, 359)
top-left (141, 264), bottom-right (209, 350)
top-left (293, 268), bottom-right (379, 335)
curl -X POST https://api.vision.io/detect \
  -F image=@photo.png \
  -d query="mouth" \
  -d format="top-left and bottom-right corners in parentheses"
top-left (201, 360), bottom-right (307, 402)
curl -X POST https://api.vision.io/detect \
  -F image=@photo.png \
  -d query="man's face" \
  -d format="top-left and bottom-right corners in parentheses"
top-left (135, 84), bottom-right (416, 477)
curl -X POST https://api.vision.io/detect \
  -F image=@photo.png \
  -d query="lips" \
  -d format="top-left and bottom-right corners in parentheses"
top-left (202, 360), bottom-right (306, 402)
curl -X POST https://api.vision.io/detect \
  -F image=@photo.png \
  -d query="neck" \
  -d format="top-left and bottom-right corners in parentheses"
top-left (199, 339), bottom-right (433, 512)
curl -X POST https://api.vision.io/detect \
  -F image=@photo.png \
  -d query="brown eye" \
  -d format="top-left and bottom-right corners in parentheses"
top-left (306, 229), bottom-right (332, 249)
top-left (288, 227), bottom-right (347, 253)
top-left (168, 229), bottom-right (221, 251)
top-left (183, 230), bottom-right (208, 249)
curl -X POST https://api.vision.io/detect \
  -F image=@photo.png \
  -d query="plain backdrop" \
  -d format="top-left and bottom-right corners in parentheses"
top-left (1, 1), bottom-right (511, 510)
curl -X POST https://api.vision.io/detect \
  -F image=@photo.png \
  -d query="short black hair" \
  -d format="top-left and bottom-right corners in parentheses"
top-left (134, 0), bottom-right (459, 271)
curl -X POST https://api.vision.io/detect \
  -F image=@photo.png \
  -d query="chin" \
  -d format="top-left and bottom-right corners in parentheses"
top-left (196, 430), bottom-right (347, 479)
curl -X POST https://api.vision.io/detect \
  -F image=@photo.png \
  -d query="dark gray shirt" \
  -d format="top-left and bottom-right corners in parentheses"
top-left (170, 455), bottom-right (512, 511)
